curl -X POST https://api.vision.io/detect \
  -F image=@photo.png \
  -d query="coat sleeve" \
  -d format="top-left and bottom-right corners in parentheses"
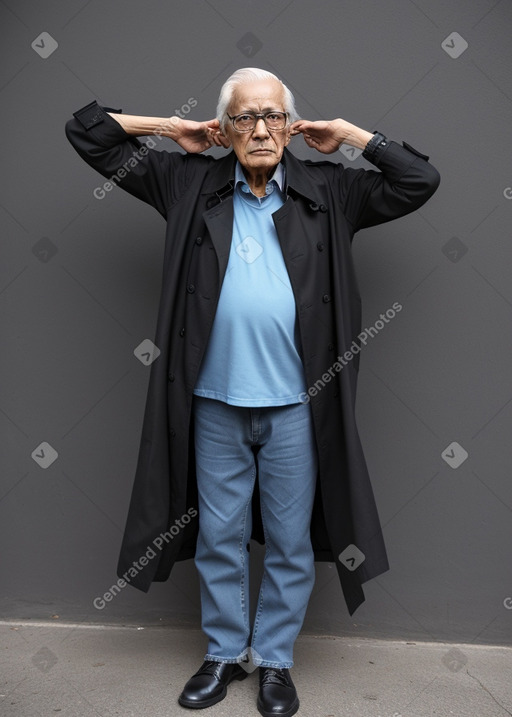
top-left (338, 140), bottom-right (441, 233)
top-left (65, 100), bottom-right (194, 218)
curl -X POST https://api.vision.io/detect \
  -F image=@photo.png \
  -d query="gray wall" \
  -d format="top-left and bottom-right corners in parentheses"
top-left (1, 0), bottom-right (511, 648)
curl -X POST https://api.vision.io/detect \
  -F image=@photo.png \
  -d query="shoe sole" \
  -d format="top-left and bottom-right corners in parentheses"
top-left (178, 669), bottom-right (248, 709)
top-left (257, 695), bottom-right (300, 717)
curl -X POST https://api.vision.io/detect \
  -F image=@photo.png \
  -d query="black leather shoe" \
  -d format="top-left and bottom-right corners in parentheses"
top-left (178, 660), bottom-right (248, 709)
top-left (257, 667), bottom-right (299, 717)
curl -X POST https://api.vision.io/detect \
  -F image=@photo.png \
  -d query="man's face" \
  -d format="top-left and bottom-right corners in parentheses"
top-left (223, 79), bottom-right (291, 176)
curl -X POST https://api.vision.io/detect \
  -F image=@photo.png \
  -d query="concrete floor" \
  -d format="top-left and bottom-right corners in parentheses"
top-left (1, 621), bottom-right (511, 717)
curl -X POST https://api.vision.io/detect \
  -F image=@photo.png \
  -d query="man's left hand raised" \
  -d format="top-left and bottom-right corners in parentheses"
top-left (290, 119), bottom-right (373, 154)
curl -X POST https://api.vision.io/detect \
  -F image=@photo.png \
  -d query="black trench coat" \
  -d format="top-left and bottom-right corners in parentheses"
top-left (66, 101), bottom-right (440, 615)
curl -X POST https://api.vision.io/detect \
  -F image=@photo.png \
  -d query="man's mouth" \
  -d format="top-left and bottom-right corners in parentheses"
top-left (250, 149), bottom-right (274, 154)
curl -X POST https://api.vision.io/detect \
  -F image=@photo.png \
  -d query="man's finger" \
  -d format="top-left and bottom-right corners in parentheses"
top-left (205, 118), bottom-right (221, 131)
top-left (290, 120), bottom-right (309, 131)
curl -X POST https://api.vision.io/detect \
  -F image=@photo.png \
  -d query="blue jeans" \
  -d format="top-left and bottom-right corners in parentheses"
top-left (193, 396), bottom-right (318, 668)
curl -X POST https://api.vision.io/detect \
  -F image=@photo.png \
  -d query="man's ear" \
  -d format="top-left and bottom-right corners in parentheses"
top-left (218, 125), bottom-right (232, 148)
top-left (220, 131), bottom-right (232, 148)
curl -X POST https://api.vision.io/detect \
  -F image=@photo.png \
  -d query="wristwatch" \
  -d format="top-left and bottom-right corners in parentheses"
top-left (362, 131), bottom-right (389, 163)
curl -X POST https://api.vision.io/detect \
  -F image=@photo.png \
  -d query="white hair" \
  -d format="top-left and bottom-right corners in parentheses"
top-left (216, 67), bottom-right (300, 130)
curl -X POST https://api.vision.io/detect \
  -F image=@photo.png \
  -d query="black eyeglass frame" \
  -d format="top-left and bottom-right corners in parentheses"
top-left (226, 110), bottom-right (289, 133)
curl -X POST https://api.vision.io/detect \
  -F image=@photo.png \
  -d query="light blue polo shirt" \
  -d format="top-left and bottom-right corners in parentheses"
top-left (193, 161), bottom-right (307, 406)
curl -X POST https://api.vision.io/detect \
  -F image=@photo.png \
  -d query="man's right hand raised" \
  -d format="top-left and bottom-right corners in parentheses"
top-left (173, 118), bottom-right (231, 153)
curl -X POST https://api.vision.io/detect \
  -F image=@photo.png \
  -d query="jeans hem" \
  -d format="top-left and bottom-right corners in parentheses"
top-left (204, 653), bottom-right (248, 664)
top-left (253, 659), bottom-right (294, 669)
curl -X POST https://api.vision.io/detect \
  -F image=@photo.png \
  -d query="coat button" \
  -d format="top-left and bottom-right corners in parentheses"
top-left (179, 327), bottom-right (185, 337)
top-left (168, 372), bottom-right (175, 382)
top-left (319, 203), bottom-right (327, 213)
top-left (317, 242), bottom-right (324, 252)
top-left (170, 428), bottom-right (176, 438)
top-left (322, 294), bottom-right (331, 303)
top-left (328, 343), bottom-right (334, 351)
top-left (195, 236), bottom-right (203, 245)
top-left (187, 284), bottom-right (195, 294)
top-left (309, 202), bottom-right (319, 212)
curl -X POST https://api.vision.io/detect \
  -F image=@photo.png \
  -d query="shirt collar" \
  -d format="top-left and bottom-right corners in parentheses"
top-left (235, 160), bottom-right (286, 196)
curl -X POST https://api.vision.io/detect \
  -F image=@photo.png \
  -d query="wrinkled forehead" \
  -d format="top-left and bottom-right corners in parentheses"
top-left (229, 79), bottom-right (286, 113)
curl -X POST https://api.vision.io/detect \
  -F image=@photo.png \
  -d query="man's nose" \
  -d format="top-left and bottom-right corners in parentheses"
top-left (252, 117), bottom-right (270, 138)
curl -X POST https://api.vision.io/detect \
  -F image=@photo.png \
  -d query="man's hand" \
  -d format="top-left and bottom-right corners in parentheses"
top-left (290, 119), bottom-right (373, 154)
top-left (174, 118), bottom-right (231, 153)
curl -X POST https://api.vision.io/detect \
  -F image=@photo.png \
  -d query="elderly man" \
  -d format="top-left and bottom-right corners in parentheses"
top-left (66, 67), bottom-right (439, 717)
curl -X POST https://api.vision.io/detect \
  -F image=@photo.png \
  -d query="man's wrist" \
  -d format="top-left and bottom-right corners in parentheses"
top-left (137, 115), bottom-right (181, 141)
top-left (335, 121), bottom-right (373, 149)
top-left (157, 116), bottom-right (181, 141)
top-left (346, 128), bottom-right (374, 149)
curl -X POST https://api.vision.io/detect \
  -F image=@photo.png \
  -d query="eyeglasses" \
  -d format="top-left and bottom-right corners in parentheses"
top-left (227, 111), bottom-right (288, 133)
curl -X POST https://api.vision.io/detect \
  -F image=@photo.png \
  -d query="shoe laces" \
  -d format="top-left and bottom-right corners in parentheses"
top-left (197, 661), bottom-right (223, 677)
top-left (261, 668), bottom-right (290, 687)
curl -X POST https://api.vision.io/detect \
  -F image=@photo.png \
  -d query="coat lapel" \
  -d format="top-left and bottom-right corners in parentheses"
top-left (203, 197), bottom-right (234, 279)
top-left (281, 147), bottom-right (324, 206)
top-left (200, 151), bottom-right (237, 277)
